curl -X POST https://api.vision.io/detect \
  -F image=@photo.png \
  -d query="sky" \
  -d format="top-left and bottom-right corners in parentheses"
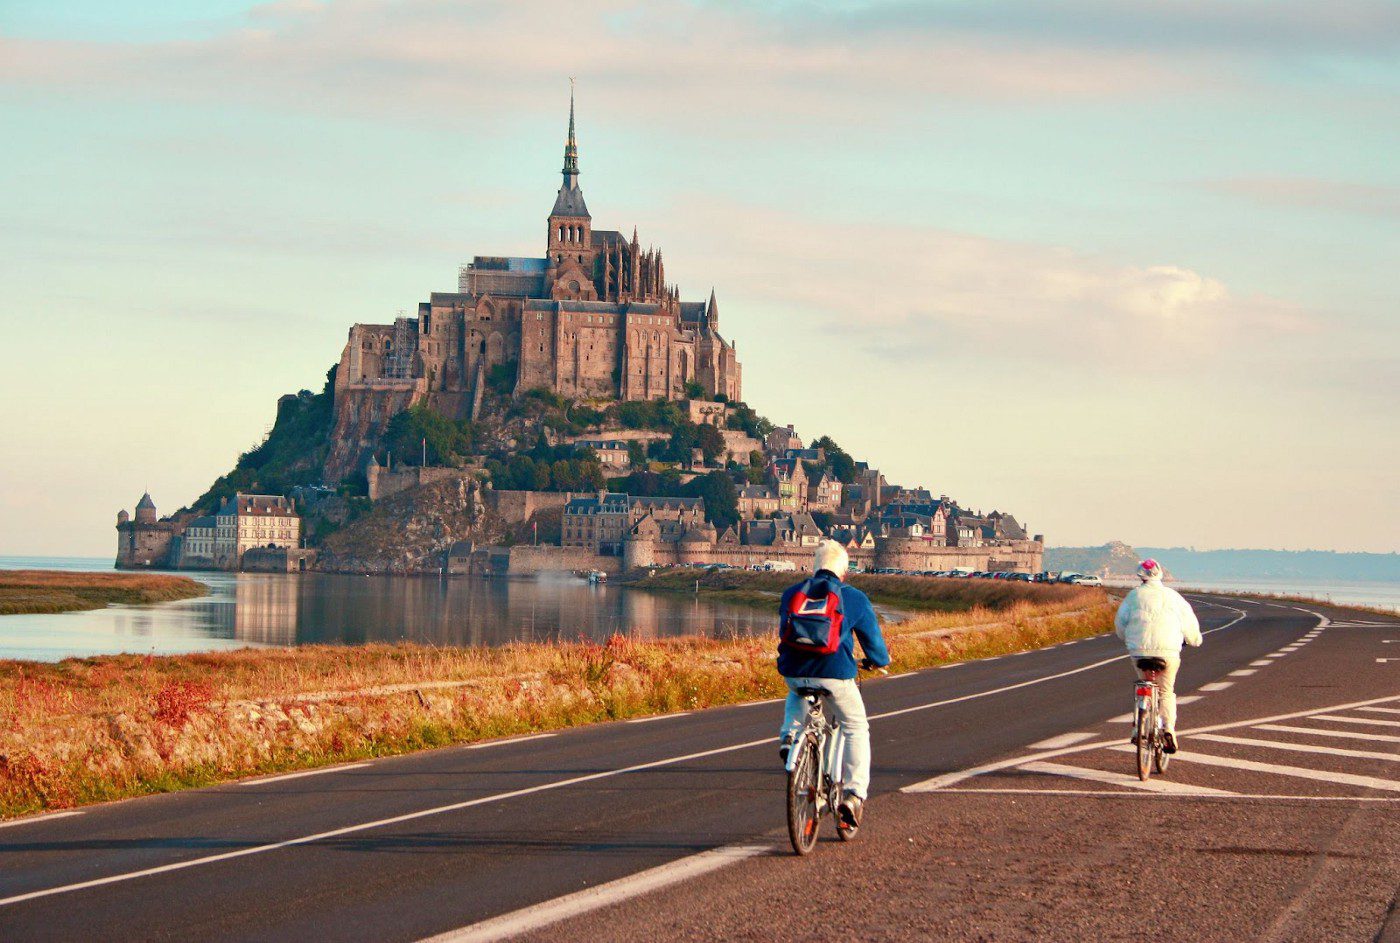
top-left (1, 0), bottom-right (1397, 557)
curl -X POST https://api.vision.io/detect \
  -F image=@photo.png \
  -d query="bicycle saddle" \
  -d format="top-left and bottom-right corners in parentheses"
top-left (794, 687), bottom-right (831, 699)
top-left (1134, 657), bottom-right (1168, 672)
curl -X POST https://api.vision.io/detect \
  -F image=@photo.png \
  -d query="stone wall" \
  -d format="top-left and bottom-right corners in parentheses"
top-left (368, 464), bottom-right (479, 502)
top-left (500, 545), bottom-right (624, 576)
top-left (481, 489), bottom-right (572, 525)
top-left (242, 547), bottom-right (319, 573)
top-left (875, 537), bottom-right (1044, 573)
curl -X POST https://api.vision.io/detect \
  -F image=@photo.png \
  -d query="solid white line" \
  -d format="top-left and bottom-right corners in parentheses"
top-left (467, 734), bottom-right (557, 749)
top-left (1313, 714), bottom-right (1400, 729)
top-left (931, 788), bottom-right (1400, 803)
top-left (0, 810), bottom-right (83, 830)
top-left (419, 845), bottom-right (769, 943)
top-left (1200, 681), bottom-right (1233, 692)
top-left (1194, 733), bottom-right (1400, 763)
top-left (1018, 760), bottom-right (1236, 796)
top-left (239, 763), bottom-right (371, 786)
top-left (1255, 724), bottom-right (1400, 744)
top-left (1229, 669), bottom-right (1257, 677)
top-left (1106, 745), bottom-right (1400, 793)
top-left (627, 712), bottom-right (692, 724)
top-left (1027, 732), bottom-right (1096, 750)
top-left (1358, 707), bottom-right (1400, 715)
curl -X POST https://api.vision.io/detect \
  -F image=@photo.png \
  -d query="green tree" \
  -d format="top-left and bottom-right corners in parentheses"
top-left (812, 435), bottom-right (857, 484)
top-left (683, 379), bottom-right (705, 400)
top-left (626, 441), bottom-right (647, 468)
top-left (695, 423), bottom-right (725, 465)
top-left (682, 471), bottom-right (739, 530)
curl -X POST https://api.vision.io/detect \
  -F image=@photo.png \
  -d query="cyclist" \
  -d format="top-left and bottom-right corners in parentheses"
top-left (1114, 558), bottom-right (1202, 753)
top-left (777, 539), bottom-right (890, 830)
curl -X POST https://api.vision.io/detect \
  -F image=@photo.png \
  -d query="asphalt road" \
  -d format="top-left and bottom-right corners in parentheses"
top-left (1, 596), bottom-right (1396, 942)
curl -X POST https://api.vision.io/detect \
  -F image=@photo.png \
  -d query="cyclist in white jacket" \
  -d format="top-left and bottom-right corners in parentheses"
top-left (1114, 559), bottom-right (1202, 753)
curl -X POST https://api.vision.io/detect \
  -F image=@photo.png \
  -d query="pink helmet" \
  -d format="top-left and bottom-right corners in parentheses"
top-left (1137, 558), bottom-right (1163, 581)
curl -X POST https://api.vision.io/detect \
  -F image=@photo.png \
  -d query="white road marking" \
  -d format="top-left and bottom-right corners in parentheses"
top-left (905, 690), bottom-right (1398, 793)
top-left (1108, 713), bottom-right (1134, 724)
top-left (932, 788), bottom-right (1400, 802)
top-left (1313, 714), bottom-right (1400, 728)
top-left (1194, 733), bottom-right (1400, 763)
top-left (467, 733), bottom-right (557, 749)
top-left (1176, 695), bottom-right (1204, 705)
top-left (1358, 707), bottom-right (1400, 715)
top-left (1106, 745), bottom-right (1400, 793)
top-left (881, 672), bottom-right (916, 681)
top-left (1017, 760), bottom-right (1236, 796)
top-left (239, 763), bottom-right (371, 786)
top-left (627, 712), bottom-right (692, 724)
top-left (1255, 724), bottom-right (1400, 744)
top-left (1380, 658), bottom-right (1397, 664)
top-left (1229, 669), bottom-right (1257, 677)
top-left (1027, 732), bottom-right (1097, 750)
top-left (418, 845), bottom-right (769, 943)
top-left (0, 810), bottom-right (83, 830)
top-left (1250, 660), bottom-right (1273, 667)
top-left (1200, 681), bottom-right (1233, 692)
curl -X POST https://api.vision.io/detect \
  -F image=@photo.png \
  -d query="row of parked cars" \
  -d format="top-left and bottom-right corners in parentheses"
top-left (862, 568), bottom-right (1103, 586)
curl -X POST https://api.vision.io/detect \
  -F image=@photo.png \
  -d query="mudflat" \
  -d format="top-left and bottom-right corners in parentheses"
top-left (0, 570), bottom-right (207, 616)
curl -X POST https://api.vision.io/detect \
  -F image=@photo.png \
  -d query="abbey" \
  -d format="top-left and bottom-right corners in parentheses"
top-left (334, 93), bottom-right (742, 431)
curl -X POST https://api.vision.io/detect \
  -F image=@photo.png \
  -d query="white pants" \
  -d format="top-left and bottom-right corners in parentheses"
top-left (1133, 656), bottom-right (1181, 733)
top-left (779, 677), bottom-right (871, 799)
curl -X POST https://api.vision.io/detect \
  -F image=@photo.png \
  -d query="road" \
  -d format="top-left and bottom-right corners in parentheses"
top-left (1, 596), bottom-right (1396, 942)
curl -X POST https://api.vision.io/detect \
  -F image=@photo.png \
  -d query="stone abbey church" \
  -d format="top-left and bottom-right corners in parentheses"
top-left (333, 94), bottom-right (742, 451)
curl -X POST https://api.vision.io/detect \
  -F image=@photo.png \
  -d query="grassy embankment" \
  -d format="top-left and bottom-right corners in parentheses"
top-left (0, 578), bottom-right (1111, 819)
top-left (0, 571), bottom-right (208, 616)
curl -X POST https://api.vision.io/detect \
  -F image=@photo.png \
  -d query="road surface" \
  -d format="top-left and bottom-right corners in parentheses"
top-left (1, 595), bottom-right (1395, 942)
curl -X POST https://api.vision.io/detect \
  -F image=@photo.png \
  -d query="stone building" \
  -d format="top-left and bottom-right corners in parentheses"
top-left (115, 492), bottom-right (176, 568)
top-left (215, 493), bottom-right (301, 569)
top-left (562, 492), bottom-right (706, 556)
top-left (174, 515), bottom-right (219, 569)
top-left (328, 91), bottom-right (742, 480)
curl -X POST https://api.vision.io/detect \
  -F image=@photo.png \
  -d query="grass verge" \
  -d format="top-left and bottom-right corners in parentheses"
top-left (0, 570), bottom-right (208, 616)
top-left (0, 585), bottom-right (1111, 819)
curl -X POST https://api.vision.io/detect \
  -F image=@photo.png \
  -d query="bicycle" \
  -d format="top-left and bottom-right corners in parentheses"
top-left (784, 666), bottom-right (884, 856)
top-left (1132, 656), bottom-right (1171, 780)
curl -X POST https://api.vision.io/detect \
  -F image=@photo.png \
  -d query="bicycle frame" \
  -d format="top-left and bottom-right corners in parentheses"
top-left (784, 692), bottom-right (847, 811)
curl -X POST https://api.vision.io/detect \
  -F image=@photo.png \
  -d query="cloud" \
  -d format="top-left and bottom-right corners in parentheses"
top-left (1199, 177), bottom-right (1400, 218)
top-left (666, 200), bottom-right (1312, 368)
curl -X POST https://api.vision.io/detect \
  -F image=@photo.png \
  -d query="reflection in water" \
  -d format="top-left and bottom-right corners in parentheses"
top-left (0, 567), bottom-right (775, 662)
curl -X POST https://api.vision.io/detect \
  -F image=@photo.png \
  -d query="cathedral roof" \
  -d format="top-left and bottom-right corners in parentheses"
top-left (550, 85), bottom-right (590, 219)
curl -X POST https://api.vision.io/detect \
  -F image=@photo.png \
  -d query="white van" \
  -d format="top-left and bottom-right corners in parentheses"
top-left (763, 560), bottom-right (797, 572)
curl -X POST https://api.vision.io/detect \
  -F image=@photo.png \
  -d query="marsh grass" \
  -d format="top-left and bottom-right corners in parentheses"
top-left (0, 570), bottom-right (208, 615)
top-left (0, 585), bottom-right (1112, 819)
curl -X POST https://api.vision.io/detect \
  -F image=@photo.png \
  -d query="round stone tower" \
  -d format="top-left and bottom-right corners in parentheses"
top-left (134, 492), bottom-right (158, 524)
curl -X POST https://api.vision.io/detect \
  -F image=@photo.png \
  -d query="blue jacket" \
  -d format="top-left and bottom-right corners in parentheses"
top-left (776, 571), bottom-right (890, 680)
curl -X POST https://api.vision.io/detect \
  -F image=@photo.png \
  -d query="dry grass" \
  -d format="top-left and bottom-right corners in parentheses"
top-left (0, 570), bottom-right (207, 615)
top-left (0, 586), bottom-right (1113, 819)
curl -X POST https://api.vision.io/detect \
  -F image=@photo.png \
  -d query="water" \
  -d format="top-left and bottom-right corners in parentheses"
top-left (1102, 574), bottom-right (1400, 613)
top-left (0, 557), bottom-right (776, 662)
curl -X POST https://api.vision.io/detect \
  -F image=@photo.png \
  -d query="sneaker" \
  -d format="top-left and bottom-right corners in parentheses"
top-left (1129, 730), bottom-right (1140, 746)
top-left (778, 735), bottom-right (794, 764)
top-left (837, 791), bottom-right (863, 830)
top-left (1163, 732), bottom-right (1178, 754)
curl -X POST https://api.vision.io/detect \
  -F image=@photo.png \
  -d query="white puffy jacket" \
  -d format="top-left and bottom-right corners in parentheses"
top-left (1114, 578), bottom-right (1203, 658)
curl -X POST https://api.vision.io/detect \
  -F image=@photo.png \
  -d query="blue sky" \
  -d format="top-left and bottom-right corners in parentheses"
top-left (1, 0), bottom-right (1396, 555)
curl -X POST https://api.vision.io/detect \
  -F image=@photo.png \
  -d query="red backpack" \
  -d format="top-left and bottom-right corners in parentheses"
top-left (780, 579), bottom-right (845, 655)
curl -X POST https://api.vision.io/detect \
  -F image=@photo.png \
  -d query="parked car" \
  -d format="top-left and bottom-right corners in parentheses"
top-left (1068, 574), bottom-right (1103, 586)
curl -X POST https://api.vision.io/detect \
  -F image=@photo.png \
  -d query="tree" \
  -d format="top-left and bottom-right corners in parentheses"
top-left (682, 471), bottom-right (739, 530)
top-left (626, 441), bottom-right (647, 468)
top-left (695, 423), bottom-right (725, 466)
top-left (725, 401), bottom-right (774, 440)
top-left (486, 361), bottom-right (518, 395)
top-left (683, 379), bottom-right (705, 400)
top-left (812, 435), bottom-right (857, 484)
top-left (384, 404), bottom-right (473, 467)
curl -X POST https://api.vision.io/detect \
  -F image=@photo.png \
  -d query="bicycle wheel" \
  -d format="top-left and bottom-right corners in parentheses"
top-left (1153, 697), bottom-right (1170, 774)
top-left (1135, 705), bottom-right (1153, 781)
top-left (786, 737), bottom-right (821, 856)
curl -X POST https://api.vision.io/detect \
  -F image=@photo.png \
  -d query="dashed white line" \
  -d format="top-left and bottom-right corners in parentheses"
top-left (1229, 669), bottom-right (1257, 677)
top-left (239, 763), bottom-right (371, 786)
top-left (1200, 681), bottom-right (1233, 692)
top-left (1176, 695), bottom-right (1204, 705)
top-left (418, 844), bottom-right (769, 943)
top-left (1028, 732), bottom-right (1097, 750)
top-left (1250, 660), bottom-right (1273, 667)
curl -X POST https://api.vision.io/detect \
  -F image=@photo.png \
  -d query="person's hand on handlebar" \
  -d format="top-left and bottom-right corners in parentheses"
top-left (859, 658), bottom-right (889, 675)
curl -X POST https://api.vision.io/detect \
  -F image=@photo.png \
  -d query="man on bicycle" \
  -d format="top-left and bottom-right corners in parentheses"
top-left (777, 540), bottom-right (890, 830)
top-left (1114, 558), bottom-right (1202, 753)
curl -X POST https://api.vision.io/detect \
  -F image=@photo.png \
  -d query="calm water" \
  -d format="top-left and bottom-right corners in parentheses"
top-left (0, 557), bottom-right (775, 662)
top-left (1103, 574), bottom-right (1400, 613)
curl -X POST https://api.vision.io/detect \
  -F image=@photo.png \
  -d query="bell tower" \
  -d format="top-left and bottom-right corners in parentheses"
top-left (547, 81), bottom-right (593, 291)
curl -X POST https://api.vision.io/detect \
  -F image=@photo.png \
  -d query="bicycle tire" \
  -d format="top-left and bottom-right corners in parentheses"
top-left (786, 737), bottom-right (821, 856)
top-left (1153, 695), bottom-right (1170, 774)
top-left (1136, 706), bottom-right (1153, 781)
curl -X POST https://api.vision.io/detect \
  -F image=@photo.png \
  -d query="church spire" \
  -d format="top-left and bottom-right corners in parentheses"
top-left (549, 79), bottom-right (589, 219)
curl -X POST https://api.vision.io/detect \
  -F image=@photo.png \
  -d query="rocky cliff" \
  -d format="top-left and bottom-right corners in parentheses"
top-left (1044, 540), bottom-right (1145, 577)
top-left (317, 477), bottom-right (505, 574)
